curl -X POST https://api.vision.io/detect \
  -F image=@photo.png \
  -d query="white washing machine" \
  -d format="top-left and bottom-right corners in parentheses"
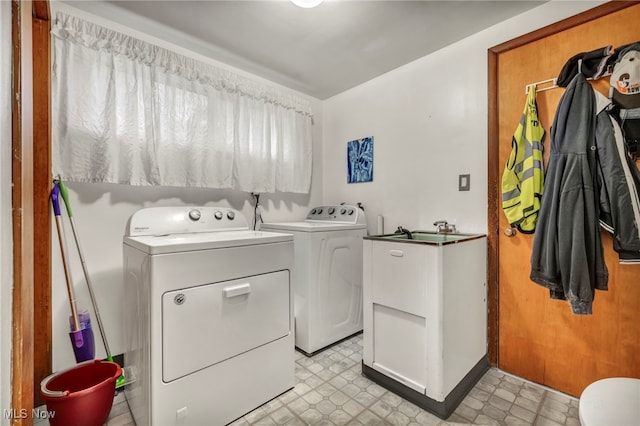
top-left (123, 206), bottom-right (294, 426)
top-left (261, 205), bottom-right (367, 355)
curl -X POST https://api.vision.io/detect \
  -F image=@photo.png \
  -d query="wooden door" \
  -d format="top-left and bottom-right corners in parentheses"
top-left (489, 3), bottom-right (640, 397)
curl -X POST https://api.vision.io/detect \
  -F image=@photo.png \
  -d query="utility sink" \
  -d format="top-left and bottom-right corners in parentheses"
top-left (365, 231), bottom-right (484, 245)
top-left (362, 229), bottom-right (488, 418)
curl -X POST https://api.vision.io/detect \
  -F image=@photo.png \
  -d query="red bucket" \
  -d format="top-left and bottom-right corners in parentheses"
top-left (40, 360), bottom-right (122, 426)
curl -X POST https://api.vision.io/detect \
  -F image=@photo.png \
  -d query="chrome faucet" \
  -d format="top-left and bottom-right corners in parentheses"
top-left (395, 226), bottom-right (413, 239)
top-left (433, 220), bottom-right (457, 233)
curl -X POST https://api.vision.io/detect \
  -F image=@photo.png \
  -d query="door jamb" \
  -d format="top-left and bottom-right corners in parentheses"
top-left (11, 0), bottom-right (51, 419)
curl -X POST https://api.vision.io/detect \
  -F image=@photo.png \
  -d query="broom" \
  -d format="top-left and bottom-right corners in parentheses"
top-left (51, 182), bottom-right (95, 363)
top-left (57, 178), bottom-right (126, 388)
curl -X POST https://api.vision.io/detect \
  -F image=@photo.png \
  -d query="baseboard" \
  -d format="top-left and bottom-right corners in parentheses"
top-left (362, 356), bottom-right (488, 419)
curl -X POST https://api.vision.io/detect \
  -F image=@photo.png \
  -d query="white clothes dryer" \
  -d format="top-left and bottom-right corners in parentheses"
top-left (123, 206), bottom-right (294, 426)
top-left (261, 205), bottom-right (367, 355)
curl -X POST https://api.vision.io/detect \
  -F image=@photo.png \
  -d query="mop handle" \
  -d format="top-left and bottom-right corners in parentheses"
top-left (58, 180), bottom-right (112, 357)
top-left (51, 183), bottom-right (81, 332)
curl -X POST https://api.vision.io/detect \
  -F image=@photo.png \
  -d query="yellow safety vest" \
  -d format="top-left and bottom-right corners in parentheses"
top-left (502, 86), bottom-right (545, 233)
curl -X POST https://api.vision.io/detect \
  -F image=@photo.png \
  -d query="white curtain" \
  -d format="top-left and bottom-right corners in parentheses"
top-left (51, 12), bottom-right (313, 193)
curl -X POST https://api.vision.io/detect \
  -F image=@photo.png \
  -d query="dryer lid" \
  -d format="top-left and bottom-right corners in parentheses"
top-left (125, 206), bottom-right (249, 237)
top-left (124, 230), bottom-right (293, 254)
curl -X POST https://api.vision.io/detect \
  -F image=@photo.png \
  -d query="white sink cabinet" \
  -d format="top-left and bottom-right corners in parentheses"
top-left (362, 234), bottom-right (487, 419)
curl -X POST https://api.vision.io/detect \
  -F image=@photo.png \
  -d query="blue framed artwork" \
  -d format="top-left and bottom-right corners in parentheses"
top-left (347, 136), bottom-right (374, 183)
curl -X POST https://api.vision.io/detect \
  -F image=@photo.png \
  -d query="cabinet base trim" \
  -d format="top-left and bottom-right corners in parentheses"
top-left (362, 356), bottom-right (488, 419)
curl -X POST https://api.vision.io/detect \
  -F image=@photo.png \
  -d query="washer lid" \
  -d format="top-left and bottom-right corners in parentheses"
top-left (123, 230), bottom-right (293, 254)
top-left (305, 205), bottom-right (365, 225)
top-left (261, 221), bottom-right (367, 232)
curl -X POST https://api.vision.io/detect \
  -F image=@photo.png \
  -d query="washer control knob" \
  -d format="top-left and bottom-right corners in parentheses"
top-left (348, 209), bottom-right (354, 215)
top-left (188, 209), bottom-right (202, 221)
top-left (328, 207), bottom-right (335, 215)
top-left (340, 208), bottom-right (347, 215)
top-left (317, 208), bottom-right (323, 214)
top-left (310, 209), bottom-right (317, 214)
top-left (227, 211), bottom-right (235, 220)
top-left (214, 211), bottom-right (223, 220)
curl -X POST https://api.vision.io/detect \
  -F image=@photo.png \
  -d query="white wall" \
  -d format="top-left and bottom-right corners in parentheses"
top-left (49, 0), bottom-right (604, 371)
top-left (322, 1), bottom-right (604, 236)
top-left (1, 1), bottom-right (13, 421)
top-left (50, 3), bottom-right (323, 370)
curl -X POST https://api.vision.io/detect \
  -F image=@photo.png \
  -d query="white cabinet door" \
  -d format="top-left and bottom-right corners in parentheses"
top-left (372, 304), bottom-right (427, 393)
top-left (371, 241), bottom-right (435, 317)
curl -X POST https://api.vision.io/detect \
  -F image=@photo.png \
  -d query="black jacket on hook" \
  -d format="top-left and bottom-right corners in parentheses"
top-left (595, 93), bottom-right (640, 264)
top-left (530, 73), bottom-right (608, 315)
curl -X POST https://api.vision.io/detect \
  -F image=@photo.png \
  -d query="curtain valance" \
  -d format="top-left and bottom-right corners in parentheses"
top-left (52, 12), bottom-right (313, 193)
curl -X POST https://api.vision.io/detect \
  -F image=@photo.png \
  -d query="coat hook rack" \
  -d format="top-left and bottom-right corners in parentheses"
top-left (524, 66), bottom-right (613, 94)
top-left (525, 78), bottom-right (558, 94)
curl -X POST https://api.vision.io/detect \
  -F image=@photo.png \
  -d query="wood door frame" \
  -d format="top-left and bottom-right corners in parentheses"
top-left (12, 0), bottom-right (51, 419)
top-left (12, 0), bottom-right (36, 418)
top-left (32, 0), bottom-right (51, 409)
top-left (486, 1), bottom-right (640, 366)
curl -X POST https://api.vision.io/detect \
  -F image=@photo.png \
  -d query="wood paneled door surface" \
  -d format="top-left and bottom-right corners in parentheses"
top-left (488, 3), bottom-right (640, 397)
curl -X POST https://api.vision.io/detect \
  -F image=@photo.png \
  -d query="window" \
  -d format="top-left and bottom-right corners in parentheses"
top-left (52, 12), bottom-right (313, 193)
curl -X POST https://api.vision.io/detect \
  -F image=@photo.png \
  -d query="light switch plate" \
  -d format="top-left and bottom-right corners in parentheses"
top-left (459, 174), bottom-right (470, 191)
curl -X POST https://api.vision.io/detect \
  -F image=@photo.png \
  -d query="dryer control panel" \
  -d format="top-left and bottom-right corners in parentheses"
top-left (306, 205), bottom-right (365, 225)
top-left (126, 206), bottom-right (248, 237)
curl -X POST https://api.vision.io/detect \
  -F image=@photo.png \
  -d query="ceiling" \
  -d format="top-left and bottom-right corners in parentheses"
top-left (70, 1), bottom-right (546, 99)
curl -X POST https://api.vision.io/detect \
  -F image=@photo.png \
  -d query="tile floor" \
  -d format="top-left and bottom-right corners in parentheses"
top-left (38, 334), bottom-right (582, 425)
